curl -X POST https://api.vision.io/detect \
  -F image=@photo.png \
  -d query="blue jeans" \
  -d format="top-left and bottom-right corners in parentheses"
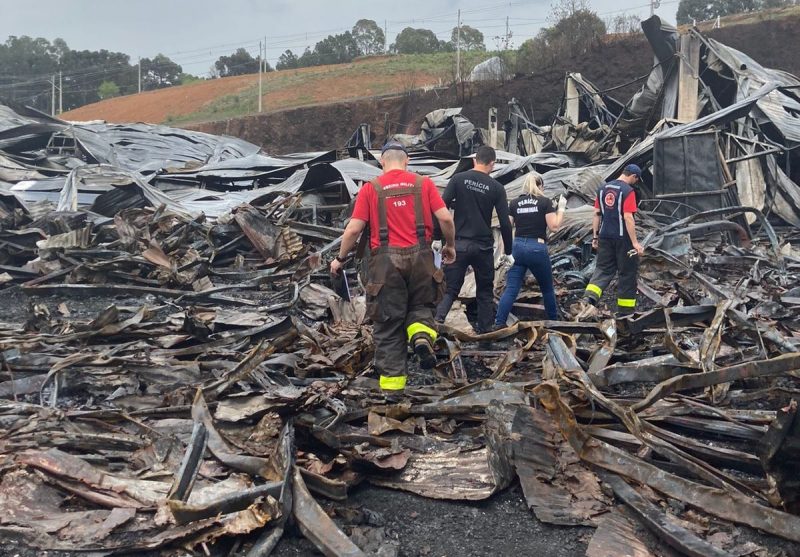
top-left (495, 237), bottom-right (558, 324)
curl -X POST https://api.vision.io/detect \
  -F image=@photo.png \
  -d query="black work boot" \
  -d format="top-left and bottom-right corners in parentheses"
top-left (381, 390), bottom-right (407, 404)
top-left (411, 333), bottom-right (437, 369)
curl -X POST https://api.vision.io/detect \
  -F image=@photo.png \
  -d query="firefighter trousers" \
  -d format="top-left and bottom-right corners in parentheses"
top-left (365, 244), bottom-right (444, 391)
top-left (584, 237), bottom-right (639, 314)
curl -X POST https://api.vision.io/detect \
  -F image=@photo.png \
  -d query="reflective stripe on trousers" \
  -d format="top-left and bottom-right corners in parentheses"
top-left (379, 375), bottom-right (407, 391)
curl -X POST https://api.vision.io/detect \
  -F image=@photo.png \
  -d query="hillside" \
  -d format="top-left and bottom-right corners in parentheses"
top-left (188, 11), bottom-right (800, 153)
top-left (61, 51), bottom-right (493, 125)
top-left (61, 6), bottom-right (800, 154)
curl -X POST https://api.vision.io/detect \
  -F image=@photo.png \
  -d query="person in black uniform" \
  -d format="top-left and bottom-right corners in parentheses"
top-left (434, 146), bottom-right (513, 333)
top-left (582, 164), bottom-right (644, 315)
top-left (495, 172), bottom-right (566, 325)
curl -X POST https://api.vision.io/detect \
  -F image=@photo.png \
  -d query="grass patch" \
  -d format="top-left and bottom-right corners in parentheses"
top-left (168, 51), bottom-right (504, 125)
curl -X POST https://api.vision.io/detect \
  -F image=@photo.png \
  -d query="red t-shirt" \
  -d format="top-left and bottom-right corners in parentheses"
top-left (352, 169), bottom-right (446, 249)
top-left (593, 190), bottom-right (638, 212)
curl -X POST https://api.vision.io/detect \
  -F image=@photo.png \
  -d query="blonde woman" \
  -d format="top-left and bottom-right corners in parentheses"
top-left (495, 172), bottom-right (566, 325)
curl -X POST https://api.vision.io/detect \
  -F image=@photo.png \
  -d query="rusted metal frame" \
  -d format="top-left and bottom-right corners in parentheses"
top-left (206, 339), bottom-right (280, 398)
top-left (658, 220), bottom-right (751, 247)
top-left (699, 300), bottom-right (732, 372)
top-left (210, 233), bottom-right (246, 262)
top-left (21, 283), bottom-right (260, 306)
top-left (168, 481), bottom-right (283, 525)
top-left (167, 422), bottom-right (208, 502)
top-left (655, 189), bottom-right (730, 199)
top-left (292, 466), bottom-right (366, 557)
top-left (247, 422), bottom-right (296, 556)
top-left (651, 415), bottom-right (765, 441)
top-left (642, 421), bottom-right (762, 473)
top-left (601, 473), bottom-right (734, 557)
top-left (534, 381), bottom-right (800, 543)
top-left (588, 358), bottom-right (700, 388)
top-left (622, 305), bottom-right (716, 336)
top-left (633, 353), bottom-right (800, 413)
top-left (658, 206), bottom-right (782, 264)
top-left (637, 280), bottom-right (669, 306)
top-left (21, 266), bottom-right (75, 287)
top-left (548, 336), bottom-right (762, 497)
top-left (297, 468), bottom-right (353, 501)
top-left (705, 255), bottom-right (777, 267)
top-left (287, 221), bottom-right (345, 242)
top-left (191, 389), bottom-right (275, 478)
top-left (440, 338), bottom-right (467, 384)
top-left (587, 320), bottom-right (617, 375)
top-left (586, 507), bottom-right (656, 557)
top-left (725, 147), bottom-right (783, 164)
top-left (490, 326), bottom-right (539, 380)
top-left (726, 307), bottom-right (799, 354)
top-left (663, 310), bottom-right (698, 364)
top-left (672, 394), bottom-right (770, 431)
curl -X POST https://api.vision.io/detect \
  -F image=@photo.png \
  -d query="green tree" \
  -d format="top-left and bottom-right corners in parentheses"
top-left (214, 47), bottom-right (268, 77)
top-left (140, 53), bottom-right (182, 89)
top-left (352, 19), bottom-right (385, 55)
top-left (607, 14), bottom-right (642, 33)
top-left (761, 0), bottom-right (790, 7)
top-left (676, 0), bottom-right (761, 24)
top-left (451, 25), bottom-right (485, 51)
top-left (392, 27), bottom-right (441, 54)
top-left (313, 31), bottom-right (360, 65)
top-left (97, 80), bottom-right (120, 99)
top-left (298, 47), bottom-right (318, 67)
top-left (516, 3), bottom-right (606, 73)
top-left (277, 49), bottom-right (300, 69)
top-left (179, 73), bottom-right (201, 85)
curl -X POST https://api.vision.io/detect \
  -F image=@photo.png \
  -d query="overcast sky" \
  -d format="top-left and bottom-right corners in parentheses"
top-left (1, 0), bottom-right (679, 76)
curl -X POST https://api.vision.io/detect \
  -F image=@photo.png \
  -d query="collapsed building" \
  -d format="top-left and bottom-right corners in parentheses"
top-left (1, 15), bottom-right (800, 557)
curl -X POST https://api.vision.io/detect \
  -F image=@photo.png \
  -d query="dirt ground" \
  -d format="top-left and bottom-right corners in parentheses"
top-left (272, 483), bottom-right (593, 557)
top-left (60, 56), bottom-right (446, 125)
top-left (61, 73), bottom-right (258, 123)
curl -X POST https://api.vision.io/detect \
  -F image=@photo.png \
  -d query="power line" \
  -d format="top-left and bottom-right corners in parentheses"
top-left (2, 0), bottom-right (680, 103)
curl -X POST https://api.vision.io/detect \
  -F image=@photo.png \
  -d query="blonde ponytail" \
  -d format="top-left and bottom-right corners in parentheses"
top-left (522, 172), bottom-right (544, 196)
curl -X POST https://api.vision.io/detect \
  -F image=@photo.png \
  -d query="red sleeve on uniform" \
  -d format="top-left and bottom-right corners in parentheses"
top-left (622, 190), bottom-right (638, 213)
top-left (594, 196), bottom-right (600, 209)
top-left (352, 182), bottom-right (374, 222)
top-left (425, 178), bottom-right (446, 212)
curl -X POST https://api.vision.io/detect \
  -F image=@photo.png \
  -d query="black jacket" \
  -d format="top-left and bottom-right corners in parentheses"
top-left (440, 169), bottom-right (513, 254)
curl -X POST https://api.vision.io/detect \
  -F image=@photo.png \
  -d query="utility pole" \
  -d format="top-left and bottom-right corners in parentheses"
top-left (650, 0), bottom-right (661, 16)
top-left (138, 58), bottom-right (142, 93)
top-left (384, 19), bottom-right (388, 53)
top-left (58, 70), bottom-right (62, 114)
top-left (51, 75), bottom-right (55, 116)
top-left (456, 9), bottom-right (461, 82)
top-left (258, 40), bottom-right (263, 113)
top-left (505, 16), bottom-right (509, 49)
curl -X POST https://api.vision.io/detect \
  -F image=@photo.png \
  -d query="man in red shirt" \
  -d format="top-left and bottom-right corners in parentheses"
top-left (330, 142), bottom-right (456, 395)
top-left (583, 164), bottom-right (644, 315)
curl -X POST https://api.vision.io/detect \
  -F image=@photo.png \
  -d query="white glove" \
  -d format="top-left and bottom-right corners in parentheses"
top-left (431, 240), bottom-right (442, 252)
top-left (498, 254), bottom-right (514, 268)
top-left (557, 195), bottom-right (567, 212)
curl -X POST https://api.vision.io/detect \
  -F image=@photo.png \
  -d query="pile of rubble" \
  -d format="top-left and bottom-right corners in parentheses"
top-left (1, 15), bottom-right (800, 557)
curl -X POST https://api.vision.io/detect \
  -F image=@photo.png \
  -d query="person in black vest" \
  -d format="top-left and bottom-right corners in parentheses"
top-left (434, 146), bottom-right (513, 333)
top-left (495, 172), bottom-right (566, 325)
top-left (582, 164), bottom-right (644, 315)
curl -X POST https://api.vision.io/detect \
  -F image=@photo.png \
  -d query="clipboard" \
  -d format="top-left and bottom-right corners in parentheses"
top-left (331, 269), bottom-right (351, 302)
